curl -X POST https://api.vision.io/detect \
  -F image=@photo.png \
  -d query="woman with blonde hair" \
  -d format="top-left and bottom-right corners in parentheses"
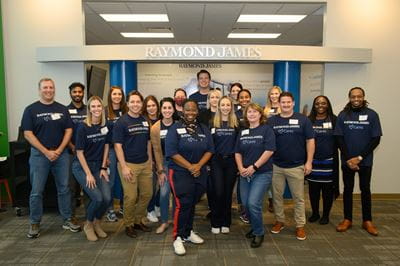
top-left (264, 86), bottom-right (282, 117)
top-left (209, 96), bottom-right (239, 234)
top-left (235, 103), bottom-right (275, 248)
top-left (198, 89), bottom-right (222, 126)
top-left (72, 96), bottom-right (111, 241)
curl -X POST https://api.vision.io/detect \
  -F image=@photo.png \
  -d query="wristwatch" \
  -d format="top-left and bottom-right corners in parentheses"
top-left (357, 155), bottom-right (363, 161)
top-left (252, 164), bottom-right (259, 171)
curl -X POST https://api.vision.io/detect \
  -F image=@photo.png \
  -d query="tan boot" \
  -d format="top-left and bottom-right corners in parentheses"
top-left (93, 219), bottom-right (107, 238)
top-left (84, 222), bottom-right (98, 241)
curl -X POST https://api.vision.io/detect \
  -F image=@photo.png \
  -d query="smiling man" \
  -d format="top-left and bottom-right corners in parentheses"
top-left (268, 92), bottom-right (315, 241)
top-left (21, 78), bottom-right (81, 238)
top-left (334, 87), bottom-right (382, 236)
top-left (189, 69), bottom-right (212, 110)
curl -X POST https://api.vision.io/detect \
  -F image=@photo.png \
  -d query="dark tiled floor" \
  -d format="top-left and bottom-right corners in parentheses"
top-left (1, 198), bottom-right (400, 265)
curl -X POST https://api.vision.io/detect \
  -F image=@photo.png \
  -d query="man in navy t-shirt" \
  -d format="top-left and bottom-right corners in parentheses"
top-left (334, 87), bottom-right (382, 236)
top-left (189, 69), bottom-right (212, 110)
top-left (21, 78), bottom-right (80, 239)
top-left (66, 82), bottom-right (87, 219)
top-left (268, 92), bottom-right (315, 241)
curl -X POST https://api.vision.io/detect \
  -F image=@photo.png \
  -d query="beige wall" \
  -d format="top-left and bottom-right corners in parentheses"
top-left (324, 0), bottom-right (400, 193)
top-left (2, 0), bottom-right (85, 141)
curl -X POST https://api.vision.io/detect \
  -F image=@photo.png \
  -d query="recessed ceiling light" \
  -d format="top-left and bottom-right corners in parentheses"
top-left (228, 33), bottom-right (281, 39)
top-left (100, 14), bottom-right (169, 22)
top-left (237, 15), bottom-right (306, 23)
top-left (121, 32), bottom-right (174, 38)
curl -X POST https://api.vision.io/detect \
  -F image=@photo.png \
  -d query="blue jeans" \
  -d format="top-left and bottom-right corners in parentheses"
top-left (109, 147), bottom-right (123, 208)
top-left (72, 160), bottom-right (112, 222)
top-left (159, 161), bottom-right (174, 223)
top-left (240, 171), bottom-right (272, 236)
top-left (29, 148), bottom-right (71, 224)
top-left (147, 164), bottom-right (160, 212)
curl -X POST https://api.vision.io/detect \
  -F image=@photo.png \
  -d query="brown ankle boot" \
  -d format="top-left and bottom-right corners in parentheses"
top-left (84, 222), bottom-right (98, 241)
top-left (93, 220), bottom-right (107, 238)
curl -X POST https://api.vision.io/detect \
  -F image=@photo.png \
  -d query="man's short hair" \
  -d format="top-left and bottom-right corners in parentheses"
top-left (197, 69), bottom-right (211, 80)
top-left (279, 91), bottom-right (294, 102)
top-left (68, 82), bottom-right (85, 91)
top-left (38, 78), bottom-right (54, 88)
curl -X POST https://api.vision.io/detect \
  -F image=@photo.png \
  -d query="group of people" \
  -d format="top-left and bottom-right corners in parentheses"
top-left (21, 69), bottom-right (382, 256)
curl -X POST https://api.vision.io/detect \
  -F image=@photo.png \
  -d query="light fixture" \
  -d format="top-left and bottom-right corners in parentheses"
top-left (228, 33), bottom-right (281, 39)
top-left (121, 32), bottom-right (174, 38)
top-left (100, 14), bottom-right (169, 22)
top-left (237, 15), bottom-right (306, 23)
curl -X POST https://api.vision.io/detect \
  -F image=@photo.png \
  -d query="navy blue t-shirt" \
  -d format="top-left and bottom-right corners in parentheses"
top-left (113, 114), bottom-right (150, 164)
top-left (75, 123), bottom-right (110, 162)
top-left (189, 91), bottom-right (208, 110)
top-left (67, 103), bottom-right (87, 145)
top-left (334, 107), bottom-right (382, 167)
top-left (21, 101), bottom-right (73, 149)
top-left (106, 108), bottom-right (123, 148)
top-left (235, 124), bottom-right (276, 173)
top-left (211, 121), bottom-right (238, 156)
top-left (268, 113), bottom-right (315, 168)
top-left (165, 121), bottom-right (214, 172)
top-left (160, 121), bottom-right (173, 156)
top-left (312, 117), bottom-right (336, 159)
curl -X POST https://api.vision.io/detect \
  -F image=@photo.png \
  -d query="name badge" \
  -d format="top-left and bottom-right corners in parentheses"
top-left (177, 128), bottom-right (187, 134)
top-left (160, 129), bottom-right (168, 137)
top-left (289, 119), bottom-right (298, 125)
top-left (323, 122), bottom-right (332, 129)
top-left (211, 128), bottom-right (216, 134)
top-left (51, 113), bottom-right (61, 120)
top-left (101, 127), bottom-right (109, 135)
top-left (359, 115), bottom-right (368, 121)
top-left (68, 109), bottom-right (77, 114)
top-left (241, 129), bottom-right (249, 136)
top-left (269, 109), bottom-right (275, 113)
top-left (142, 121), bottom-right (149, 127)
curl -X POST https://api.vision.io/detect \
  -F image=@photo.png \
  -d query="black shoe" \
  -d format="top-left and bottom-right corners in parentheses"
top-left (251, 235), bottom-right (264, 248)
top-left (308, 214), bottom-right (320, 223)
top-left (245, 229), bottom-right (255, 239)
top-left (319, 216), bottom-right (329, 225)
top-left (134, 223), bottom-right (152, 232)
top-left (125, 226), bottom-right (137, 238)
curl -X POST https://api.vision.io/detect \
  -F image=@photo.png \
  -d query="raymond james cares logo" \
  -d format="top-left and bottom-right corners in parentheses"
top-left (145, 46), bottom-right (262, 59)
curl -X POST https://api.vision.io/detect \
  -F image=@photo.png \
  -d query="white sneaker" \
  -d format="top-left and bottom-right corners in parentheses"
top-left (173, 237), bottom-right (186, 256)
top-left (154, 206), bottom-right (161, 217)
top-left (221, 227), bottom-right (230, 234)
top-left (211, 227), bottom-right (220, 234)
top-left (185, 230), bottom-right (204, 244)
top-left (147, 211), bottom-right (159, 223)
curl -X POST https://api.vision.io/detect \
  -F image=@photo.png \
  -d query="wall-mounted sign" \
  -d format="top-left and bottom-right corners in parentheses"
top-left (145, 46), bottom-right (262, 59)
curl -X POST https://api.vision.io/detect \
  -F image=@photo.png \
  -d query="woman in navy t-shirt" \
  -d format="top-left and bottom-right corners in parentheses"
top-left (306, 96), bottom-right (338, 225)
top-left (105, 86), bottom-right (128, 222)
top-left (72, 96), bottom-right (111, 241)
top-left (165, 99), bottom-right (214, 256)
top-left (209, 96), bottom-right (239, 234)
top-left (235, 103), bottom-right (275, 248)
top-left (113, 91), bottom-right (153, 238)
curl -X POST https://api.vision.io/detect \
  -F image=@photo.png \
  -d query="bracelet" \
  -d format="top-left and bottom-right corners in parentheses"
top-left (252, 164), bottom-right (259, 171)
top-left (101, 167), bottom-right (108, 170)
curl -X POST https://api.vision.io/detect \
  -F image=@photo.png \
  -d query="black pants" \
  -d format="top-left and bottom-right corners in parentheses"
top-left (169, 169), bottom-right (206, 239)
top-left (308, 181), bottom-right (334, 218)
top-left (209, 155), bottom-right (238, 228)
top-left (342, 165), bottom-right (372, 221)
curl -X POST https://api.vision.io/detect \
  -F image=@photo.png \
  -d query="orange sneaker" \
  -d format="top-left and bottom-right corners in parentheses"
top-left (271, 221), bottom-right (285, 234)
top-left (296, 227), bottom-right (306, 240)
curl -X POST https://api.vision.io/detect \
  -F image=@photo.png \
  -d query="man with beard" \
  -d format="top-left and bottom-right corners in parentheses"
top-left (67, 82), bottom-right (87, 221)
top-left (334, 87), bottom-right (382, 236)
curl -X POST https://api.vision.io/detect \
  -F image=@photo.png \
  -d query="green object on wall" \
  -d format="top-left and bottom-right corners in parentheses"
top-left (0, 2), bottom-right (10, 157)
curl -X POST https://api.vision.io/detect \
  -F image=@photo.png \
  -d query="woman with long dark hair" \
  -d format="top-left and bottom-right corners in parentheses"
top-left (307, 95), bottom-right (339, 225)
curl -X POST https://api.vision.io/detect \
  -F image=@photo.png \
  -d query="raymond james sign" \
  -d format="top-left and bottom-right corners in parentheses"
top-left (145, 46), bottom-right (262, 59)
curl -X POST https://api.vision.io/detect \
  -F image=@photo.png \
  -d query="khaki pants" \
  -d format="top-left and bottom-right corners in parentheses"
top-left (118, 161), bottom-right (153, 226)
top-left (272, 164), bottom-right (305, 227)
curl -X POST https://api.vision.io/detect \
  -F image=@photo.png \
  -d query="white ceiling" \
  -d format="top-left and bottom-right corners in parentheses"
top-left (83, 1), bottom-right (324, 45)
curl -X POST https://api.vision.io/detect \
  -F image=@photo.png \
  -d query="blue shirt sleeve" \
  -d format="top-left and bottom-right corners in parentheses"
top-left (112, 119), bottom-right (125, 144)
top-left (333, 113), bottom-right (344, 136)
top-left (21, 107), bottom-right (33, 131)
top-left (370, 111), bottom-right (383, 137)
top-left (304, 117), bottom-right (315, 140)
top-left (264, 125), bottom-right (276, 151)
top-left (75, 124), bottom-right (86, 151)
top-left (165, 124), bottom-right (179, 158)
top-left (63, 108), bottom-right (73, 129)
top-left (203, 125), bottom-right (215, 154)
